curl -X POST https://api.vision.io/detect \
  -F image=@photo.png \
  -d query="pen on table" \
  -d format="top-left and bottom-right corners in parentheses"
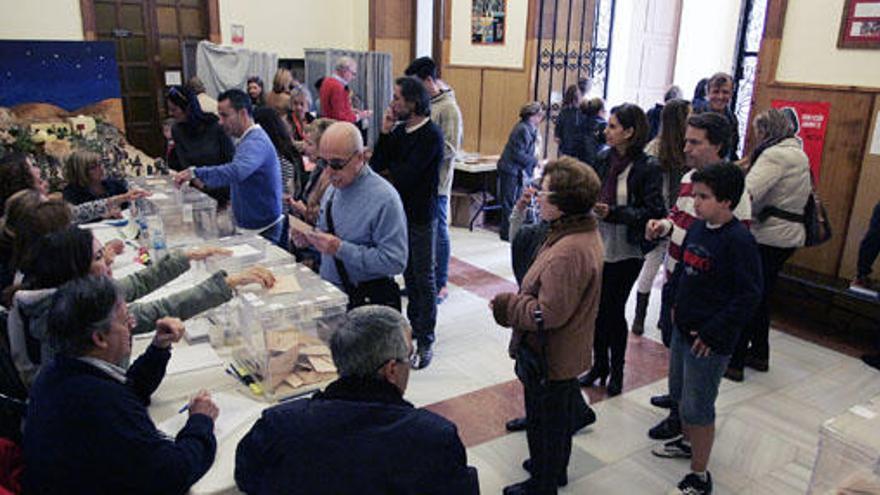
top-left (178, 403), bottom-right (190, 414)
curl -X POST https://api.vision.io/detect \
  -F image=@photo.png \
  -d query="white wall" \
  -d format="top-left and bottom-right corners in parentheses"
top-left (606, 0), bottom-right (635, 107)
top-left (0, 0), bottom-right (83, 40)
top-left (672, 0), bottom-right (742, 100)
top-left (777, 0), bottom-right (880, 88)
top-left (218, 0), bottom-right (369, 59)
top-left (415, 0), bottom-right (433, 58)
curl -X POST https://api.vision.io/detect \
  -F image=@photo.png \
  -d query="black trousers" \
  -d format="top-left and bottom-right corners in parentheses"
top-left (516, 350), bottom-right (577, 495)
top-left (730, 244), bottom-right (795, 369)
top-left (593, 258), bottom-right (644, 373)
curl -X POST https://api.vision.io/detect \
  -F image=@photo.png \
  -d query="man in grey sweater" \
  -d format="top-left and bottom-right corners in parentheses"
top-left (405, 57), bottom-right (463, 304)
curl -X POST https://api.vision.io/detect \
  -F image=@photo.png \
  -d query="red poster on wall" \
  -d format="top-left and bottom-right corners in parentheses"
top-left (770, 100), bottom-right (831, 182)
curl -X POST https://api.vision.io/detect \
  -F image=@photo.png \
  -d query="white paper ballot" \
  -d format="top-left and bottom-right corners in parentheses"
top-left (157, 391), bottom-right (264, 441)
top-left (228, 244), bottom-right (260, 258)
top-left (165, 343), bottom-right (223, 375)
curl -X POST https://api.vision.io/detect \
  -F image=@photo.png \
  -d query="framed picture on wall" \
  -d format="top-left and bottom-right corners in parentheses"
top-left (838, 0), bottom-right (880, 48)
top-left (471, 0), bottom-right (506, 45)
top-left (450, 0), bottom-right (527, 69)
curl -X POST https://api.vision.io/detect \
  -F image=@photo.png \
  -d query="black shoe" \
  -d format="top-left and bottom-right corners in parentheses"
top-left (578, 367), bottom-right (608, 387)
top-left (670, 471), bottom-right (713, 494)
top-left (606, 368), bottom-right (623, 396)
top-left (724, 366), bottom-right (744, 382)
top-left (411, 344), bottom-right (433, 370)
top-left (648, 415), bottom-right (681, 440)
top-left (572, 404), bottom-right (597, 432)
top-left (506, 417), bottom-right (528, 432)
top-left (502, 480), bottom-right (531, 495)
top-left (744, 355), bottom-right (769, 372)
top-left (863, 353), bottom-right (880, 371)
top-left (650, 394), bottom-right (675, 409)
top-left (631, 292), bottom-right (649, 336)
top-left (651, 437), bottom-right (693, 459)
top-left (520, 460), bottom-right (568, 487)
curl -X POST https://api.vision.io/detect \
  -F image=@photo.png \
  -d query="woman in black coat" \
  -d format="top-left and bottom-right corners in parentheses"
top-left (580, 103), bottom-right (666, 396)
top-left (166, 85), bottom-right (234, 208)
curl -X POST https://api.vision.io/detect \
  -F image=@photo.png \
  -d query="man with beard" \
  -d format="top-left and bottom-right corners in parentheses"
top-left (23, 276), bottom-right (219, 494)
top-left (370, 77), bottom-right (444, 369)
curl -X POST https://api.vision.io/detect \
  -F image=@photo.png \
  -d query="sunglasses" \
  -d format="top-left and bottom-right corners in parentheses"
top-left (325, 150), bottom-right (359, 170)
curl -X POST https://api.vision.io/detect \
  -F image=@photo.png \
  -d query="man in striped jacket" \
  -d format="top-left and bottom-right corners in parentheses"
top-left (643, 112), bottom-right (752, 446)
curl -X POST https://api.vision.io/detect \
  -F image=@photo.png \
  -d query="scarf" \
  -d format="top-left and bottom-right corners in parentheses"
top-left (599, 149), bottom-right (631, 206)
top-left (541, 212), bottom-right (598, 251)
top-left (749, 134), bottom-right (792, 166)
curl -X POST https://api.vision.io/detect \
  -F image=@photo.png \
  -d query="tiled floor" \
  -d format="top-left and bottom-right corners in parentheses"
top-left (406, 226), bottom-right (880, 494)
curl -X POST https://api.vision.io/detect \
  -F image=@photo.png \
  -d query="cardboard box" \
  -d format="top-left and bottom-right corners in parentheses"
top-left (451, 189), bottom-right (492, 228)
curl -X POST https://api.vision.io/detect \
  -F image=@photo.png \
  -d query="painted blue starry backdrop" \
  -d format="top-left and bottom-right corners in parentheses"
top-left (0, 40), bottom-right (121, 111)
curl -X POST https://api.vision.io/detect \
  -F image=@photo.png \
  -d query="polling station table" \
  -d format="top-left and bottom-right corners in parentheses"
top-left (90, 175), bottom-right (349, 494)
top-left (451, 154), bottom-right (500, 230)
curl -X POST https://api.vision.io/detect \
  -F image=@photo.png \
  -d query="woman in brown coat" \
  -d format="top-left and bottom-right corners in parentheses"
top-left (491, 156), bottom-right (604, 495)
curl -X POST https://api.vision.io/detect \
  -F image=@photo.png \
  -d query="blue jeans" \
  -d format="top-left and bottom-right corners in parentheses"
top-left (435, 195), bottom-right (450, 290)
top-left (668, 328), bottom-right (730, 426)
top-left (405, 221), bottom-right (437, 347)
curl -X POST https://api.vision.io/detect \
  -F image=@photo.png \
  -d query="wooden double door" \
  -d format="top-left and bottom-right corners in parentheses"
top-left (83, 0), bottom-right (214, 156)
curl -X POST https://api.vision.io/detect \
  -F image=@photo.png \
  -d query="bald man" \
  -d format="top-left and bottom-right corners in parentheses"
top-left (292, 122), bottom-right (407, 310)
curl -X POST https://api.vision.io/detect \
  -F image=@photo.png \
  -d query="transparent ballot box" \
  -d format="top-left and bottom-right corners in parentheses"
top-left (132, 178), bottom-right (219, 245)
top-left (808, 396), bottom-right (880, 494)
top-left (232, 262), bottom-right (348, 400)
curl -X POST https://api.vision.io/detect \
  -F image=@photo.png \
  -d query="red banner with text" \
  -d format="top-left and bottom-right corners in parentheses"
top-left (770, 100), bottom-right (831, 182)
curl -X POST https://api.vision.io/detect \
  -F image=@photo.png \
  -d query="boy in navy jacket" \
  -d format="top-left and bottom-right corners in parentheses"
top-left (652, 162), bottom-right (762, 495)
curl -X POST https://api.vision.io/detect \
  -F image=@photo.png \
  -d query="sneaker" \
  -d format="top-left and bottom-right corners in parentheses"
top-left (648, 415), bottom-right (682, 440)
top-left (411, 344), bottom-right (433, 370)
top-left (849, 278), bottom-right (878, 298)
top-left (724, 367), bottom-right (744, 382)
top-left (652, 437), bottom-right (692, 459)
top-left (668, 471), bottom-right (713, 494)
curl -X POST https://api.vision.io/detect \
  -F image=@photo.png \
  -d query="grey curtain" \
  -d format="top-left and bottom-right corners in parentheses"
top-left (195, 41), bottom-right (278, 98)
top-left (304, 49), bottom-right (392, 147)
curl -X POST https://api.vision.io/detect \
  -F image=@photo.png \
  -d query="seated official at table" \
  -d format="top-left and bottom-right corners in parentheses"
top-left (235, 305), bottom-right (479, 495)
top-left (8, 226), bottom-right (275, 384)
top-left (23, 276), bottom-right (219, 495)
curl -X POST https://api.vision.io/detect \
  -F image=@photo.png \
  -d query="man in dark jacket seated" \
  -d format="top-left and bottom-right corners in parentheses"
top-left (235, 305), bottom-right (479, 494)
top-left (23, 275), bottom-right (219, 495)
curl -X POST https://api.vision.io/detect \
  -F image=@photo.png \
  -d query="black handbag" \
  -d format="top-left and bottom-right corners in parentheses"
top-left (514, 306), bottom-right (548, 387)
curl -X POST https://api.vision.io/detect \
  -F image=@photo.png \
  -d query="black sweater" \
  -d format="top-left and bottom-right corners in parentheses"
top-left (670, 218), bottom-right (763, 355)
top-left (24, 345), bottom-right (216, 494)
top-left (370, 120), bottom-right (443, 225)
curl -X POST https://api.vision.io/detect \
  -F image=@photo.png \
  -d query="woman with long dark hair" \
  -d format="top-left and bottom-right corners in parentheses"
top-left (580, 103), bottom-right (665, 396)
top-left (254, 107), bottom-right (305, 201)
top-left (631, 98), bottom-right (691, 335)
top-left (166, 85), bottom-right (234, 207)
top-left (554, 84), bottom-right (588, 162)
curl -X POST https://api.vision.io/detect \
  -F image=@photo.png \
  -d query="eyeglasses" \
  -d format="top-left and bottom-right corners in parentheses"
top-left (535, 190), bottom-right (555, 198)
top-left (325, 150), bottom-right (359, 170)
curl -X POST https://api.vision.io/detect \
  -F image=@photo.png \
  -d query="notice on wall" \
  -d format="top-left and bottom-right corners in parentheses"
top-left (771, 100), bottom-right (832, 182)
top-left (231, 24), bottom-right (244, 45)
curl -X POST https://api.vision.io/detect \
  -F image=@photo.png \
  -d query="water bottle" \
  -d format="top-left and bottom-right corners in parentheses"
top-left (147, 215), bottom-right (168, 260)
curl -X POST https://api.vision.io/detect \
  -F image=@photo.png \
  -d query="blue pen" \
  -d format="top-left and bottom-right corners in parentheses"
top-left (178, 403), bottom-right (190, 414)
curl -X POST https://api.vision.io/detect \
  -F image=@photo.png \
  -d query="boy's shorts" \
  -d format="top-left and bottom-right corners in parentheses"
top-left (668, 327), bottom-right (730, 426)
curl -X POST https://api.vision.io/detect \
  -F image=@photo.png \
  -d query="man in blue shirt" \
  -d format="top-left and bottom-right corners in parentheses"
top-left (292, 122), bottom-right (408, 310)
top-left (173, 89), bottom-right (283, 244)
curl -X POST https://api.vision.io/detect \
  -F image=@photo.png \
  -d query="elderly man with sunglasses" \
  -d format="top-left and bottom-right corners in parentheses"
top-left (291, 122), bottom-right (408, 311)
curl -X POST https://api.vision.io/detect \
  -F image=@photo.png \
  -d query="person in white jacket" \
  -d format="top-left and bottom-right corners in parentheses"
top-left (729, 108), bottom-right (812, 378)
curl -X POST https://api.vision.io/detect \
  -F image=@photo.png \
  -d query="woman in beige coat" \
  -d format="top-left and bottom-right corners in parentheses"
top-left (728, 108), bottom-right (811, 379)
top-left (491, 156), bottom-right (604, 495)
